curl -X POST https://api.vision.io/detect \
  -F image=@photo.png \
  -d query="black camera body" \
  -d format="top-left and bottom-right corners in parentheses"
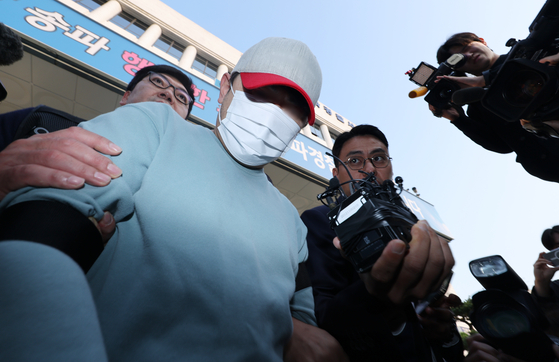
top-left (469, 255), bottom-right (555, 362)
top-left (482, 0), bottom-right (559, 123)
top-left (407, 53), bottom-right (466, 109)
top-left (321, 174), bottom-right (418, 273)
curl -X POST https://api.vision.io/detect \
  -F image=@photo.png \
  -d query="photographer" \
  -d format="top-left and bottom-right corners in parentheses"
top-left (533, 226), bottom-right (559, 301)
top-left (302, 125), bottom-right (461, 362)
top-left (429, 32), bottom-right (559, 183)
top-left (518, 54), bottom-right (559, 139)
top-left (532, 226), bottom-right (559, 342)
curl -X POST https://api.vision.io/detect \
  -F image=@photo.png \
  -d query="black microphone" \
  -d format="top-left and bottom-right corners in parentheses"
top-left (328, 176), bottom-right (340, 191)
top-left (451, 87), bottom-right (486, 106)
top-left (326, 177), bottom-right (340, 210)
top-left (0, 23), bottom-right (23, 66)
top-left (326, 152), bottom-right (356, 195)
top-left (317, 177), bottom-right (339, 199)
top-left (382, 179), bottom-right (394, 187)
top-left (381, 179), bottom-right (397, 200)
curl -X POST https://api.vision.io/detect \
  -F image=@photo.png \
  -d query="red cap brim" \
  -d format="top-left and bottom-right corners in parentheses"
top-left (239, 73), bottom-right (316, 125)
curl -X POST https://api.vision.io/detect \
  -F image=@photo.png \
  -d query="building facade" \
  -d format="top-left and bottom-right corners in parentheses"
top-left (1, 0), bottom-right (360, 214)
top-left (1, 0), bottom-right (452, 241)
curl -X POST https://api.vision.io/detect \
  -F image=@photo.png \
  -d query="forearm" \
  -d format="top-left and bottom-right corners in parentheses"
top-left (290, 286), bottom-right (317, 326)
top-left (534, 280), bottom-right (553, 298)
top-left (452, 112), bottom-right (513, 154)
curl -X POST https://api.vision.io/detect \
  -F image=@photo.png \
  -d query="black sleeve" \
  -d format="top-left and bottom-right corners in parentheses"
top-left (451, 106), bottom-right (513, 154)
top-left (452, 102), bottom-right (559, 182)
top-left (295, 262), bottom-right (311, 292)
top-left (302, 206), bottom-right (405, 362)
top-left (532, 280), bottom-right (559, 304)
top-left (0, 107), bottom-right (34, 152)
top-left (0, 200), bottom-right (104, 272)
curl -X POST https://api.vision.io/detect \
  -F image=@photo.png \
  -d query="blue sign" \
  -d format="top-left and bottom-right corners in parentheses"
top-left (2, 0), bottom-right (221, 122)
top-left (283, 133), bottom-right (335, 180)
top-left (4, 0), bottom-right (340, 180)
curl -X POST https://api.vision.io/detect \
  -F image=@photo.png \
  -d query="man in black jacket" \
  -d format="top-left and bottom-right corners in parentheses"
top-left (302, 125), bottom-right (461, 361)
top-left (428, 32), bottom-right (559, 183)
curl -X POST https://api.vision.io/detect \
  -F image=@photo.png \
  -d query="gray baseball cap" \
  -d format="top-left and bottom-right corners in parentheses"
top-left (232, 37), bottom-right (322, 125)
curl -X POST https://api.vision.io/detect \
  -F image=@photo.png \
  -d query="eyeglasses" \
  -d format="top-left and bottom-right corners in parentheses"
top-left (147, 72), bottom-right (192, 106)
top-left (343, 154), bottom-right (392, 170)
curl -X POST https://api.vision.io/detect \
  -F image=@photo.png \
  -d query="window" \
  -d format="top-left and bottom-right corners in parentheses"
top-left (192, 55), bottom-right (218, 79)
top-left (109, 11), bottom-right (148, 38)
top-left (154, 35), bottom-right (186, 60)
top-left (73, 0), bottom-right (106, 11)
top-left (311, 124), bottom-right (323, 140)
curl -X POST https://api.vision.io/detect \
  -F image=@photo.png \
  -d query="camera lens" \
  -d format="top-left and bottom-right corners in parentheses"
top-left (503, 70), bottom-right (545, 107)
top-left (478, 303), bottom-right (531, 338)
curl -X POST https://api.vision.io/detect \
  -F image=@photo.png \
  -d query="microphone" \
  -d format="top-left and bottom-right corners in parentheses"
top-left (326, 177), bottom-right (340, 210)
top-left (328, 176), bottom-right (340, 191)
top-left (382, 179), bottom-right (397, 200)
top-left (452, 87), bottom-right (486, 106)
top-left (382, 179), bottom-right (394, 187)
top-left (0, 23), bottom-right (23, 66)
top-left (326, 152), bottom-right (356, 195)
top-left (409, 86), bottom-right (428, 99)
top-left (317, 177), bottom-right (341, 210)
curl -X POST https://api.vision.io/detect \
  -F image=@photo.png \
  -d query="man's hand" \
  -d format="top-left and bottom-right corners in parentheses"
top-left (284, 318), bottom-right (349, 362)
top-left (540, 53), bottom-right (559, 66)
top-left (464, 334), bottom-right (504, 362)
top-left (464, 334), bottom-right (546, 362)
top-left (533, 252), bottom-right (559, 298)
top-left (428, 103), bottom-right (462, 122)
top-left (417, 294), bottom-right (461, 344)
top-left (0, 127), bottom-right (122, 201)
top-left (98, 211), bottom-right (116, 245)
top-left (335, 220), bottom-right (454, 305)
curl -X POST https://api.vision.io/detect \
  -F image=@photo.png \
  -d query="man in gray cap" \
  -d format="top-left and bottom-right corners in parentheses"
top-left (0, 37), bottom-right (346, 361)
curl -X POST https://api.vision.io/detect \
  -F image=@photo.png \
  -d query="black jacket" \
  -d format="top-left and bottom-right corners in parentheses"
top-left (302, 204), bottom-right (463, 362)
top-left (450, 55), bottom-right (559, 183)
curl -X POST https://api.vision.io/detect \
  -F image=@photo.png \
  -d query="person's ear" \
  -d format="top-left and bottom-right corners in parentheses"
top-left (332, 167), bottom-right (339, 178)
top-left (479, 38), bottom-right (488, 46)
top-left (217, 73), bottom-right (232, 104)
top-left (119, 91), bottom-right (131, 106)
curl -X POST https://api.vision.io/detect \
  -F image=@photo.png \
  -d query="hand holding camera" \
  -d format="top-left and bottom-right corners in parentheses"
top-left (469, 255), bottom-right (556, 362)
top-left (333, 220), bottom-right (454, 306)
top-left (417, 293), bottom-right (462, 344)
top-left (534, 252), bottom-right (559, 299)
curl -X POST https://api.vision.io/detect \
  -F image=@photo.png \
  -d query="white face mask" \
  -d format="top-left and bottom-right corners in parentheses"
top-left (217, 89), bottom-right (301, 167)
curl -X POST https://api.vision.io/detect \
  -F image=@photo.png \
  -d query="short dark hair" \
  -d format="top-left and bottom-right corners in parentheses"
top-left (126, 65), bottom-right (195, 118)
top-left (332, 125), bottom-right (389, 167)
top-left (437, 32), bottom-right (484, 65)
top-left (542, 225), bottom-right (559, 250)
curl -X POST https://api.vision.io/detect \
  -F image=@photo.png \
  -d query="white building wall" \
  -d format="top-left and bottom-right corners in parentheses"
top-left (57, 0), bottom-right (354, 149)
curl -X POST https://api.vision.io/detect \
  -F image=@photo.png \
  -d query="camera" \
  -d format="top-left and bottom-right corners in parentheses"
top-left (406, 53), bottom-right (466, 110)
top-left (544, 247), bottom-right (559, 267)
top-left (481, 0), bottom-right (559, 124)
top-left (469, 255), bottom-right (555, 362)
top-left (317, 172), bottom-right (418, 273)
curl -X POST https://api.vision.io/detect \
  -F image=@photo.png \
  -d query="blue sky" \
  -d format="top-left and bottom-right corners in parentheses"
top-left (162, 0), bottom-right (558, 300)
